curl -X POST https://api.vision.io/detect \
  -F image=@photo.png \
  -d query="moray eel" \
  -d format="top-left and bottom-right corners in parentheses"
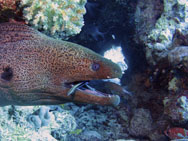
top-left (0, 22), bottom-right (122, 106)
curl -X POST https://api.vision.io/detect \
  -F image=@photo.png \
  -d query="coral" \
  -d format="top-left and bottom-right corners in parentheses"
top-left (134, 0), bottom-right (188, 71)
top-left (177, 95), bottom-right (188, 120)
top-left (27, 106), bottom-right (51, 129)
top-left (103, 46), bottom-right (128, 73)
top-left (164, 90), bottom-right (188, 124)
top-left (27, 115), bottom-right (42, 129)
top-left (0, 0), bottom-right (19, 11)
top-left (72, 103), bottom-right (127, 140)
top-left (134, 0), bottom-right (188, 93)
top-left (0, 106), bottom-right (56, 140)
top-left (144, 0), bottom-right (188, 66)
top-left (20, 0), bottom-right (87, 39)
top-left (0, 98), bottom-right (128, 140)
top-left (168, 77), bottom-right (179, 92)
top-left (0, 105), bottom-right (77, 141)
top-left (168, 46), bottom-right (188, 72)
top-left (51, 111), bottom-right (77, 140)
top-left (147, 0), bottom-right (188, 50)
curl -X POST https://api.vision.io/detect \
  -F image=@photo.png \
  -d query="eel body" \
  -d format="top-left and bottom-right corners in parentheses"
top-left (0, 22), bottom-right (122, 106)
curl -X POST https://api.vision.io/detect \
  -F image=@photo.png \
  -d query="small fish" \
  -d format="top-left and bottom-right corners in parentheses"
top-left (67, 82), bottom-right (86, 96)
top-left (112, 34), bottom-right (115, 39)
top-left (0, 22), bottom-right (122, 106)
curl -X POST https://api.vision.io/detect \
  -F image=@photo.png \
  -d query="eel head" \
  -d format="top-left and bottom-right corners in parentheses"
top-left (0, 23), bottom-right (122, 106)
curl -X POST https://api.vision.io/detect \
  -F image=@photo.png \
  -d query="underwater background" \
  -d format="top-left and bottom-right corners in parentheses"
top-left (0, 0), bottom-right (188, 140)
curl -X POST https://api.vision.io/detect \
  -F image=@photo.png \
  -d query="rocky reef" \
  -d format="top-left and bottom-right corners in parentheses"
top-left (0, 0), bottom-right (188, 140)
top-left (0, 104), bottom-right (128, 140)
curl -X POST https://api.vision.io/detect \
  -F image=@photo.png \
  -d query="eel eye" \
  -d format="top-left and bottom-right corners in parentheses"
top-left (91, 63), bottom-right (100, 71)
top-left (1, 66), bottom-right (13, 81)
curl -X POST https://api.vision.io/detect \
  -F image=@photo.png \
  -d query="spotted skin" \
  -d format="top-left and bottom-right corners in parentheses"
top-left (0, 22), bottom-right (122, 106)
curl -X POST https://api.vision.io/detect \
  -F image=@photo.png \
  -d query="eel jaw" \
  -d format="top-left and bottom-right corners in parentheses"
top-left (64, 80), bottom-right (120, 106)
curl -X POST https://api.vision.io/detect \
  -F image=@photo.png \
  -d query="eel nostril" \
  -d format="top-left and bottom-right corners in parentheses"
top-left (1, 66), bottom-right (13, 81)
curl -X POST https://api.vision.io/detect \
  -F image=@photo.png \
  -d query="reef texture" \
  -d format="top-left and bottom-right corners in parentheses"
top-left (134, 0), bottom-right (163, 45)
top-left (0, 0), bottom-right (87, 39)
top-left (1, 0), bottom-right (188, 140)
top-left (0, 104), bottom-right (128, 141)
top-left (135, 0), bottom-right (188, 69)
top-left (125, 0), bottom-right (188, 140)
top-left (128, 108), bottom-right (153, 137)
top-left (0, 0), bottom-right (18, 11)
top-left (133, 0), bottom-right (188, 101)
top-left (164, 90), bottom-right (188, 124)
top-left (147, 0), bottom-right (188, 49)
top-left (20, 0), bottom-right (87, 39)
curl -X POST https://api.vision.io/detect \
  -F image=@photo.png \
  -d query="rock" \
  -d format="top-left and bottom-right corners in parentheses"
top-left (128, 108), bottom-right (153, 137)
top-left (168, 46), bottom-right (188, 72)
top-left (75, 105), bottom-right (127, 140)
top-left (135, 0), bottom-right (188, 68)
top-left (134, 0), bottom-right (163, 45)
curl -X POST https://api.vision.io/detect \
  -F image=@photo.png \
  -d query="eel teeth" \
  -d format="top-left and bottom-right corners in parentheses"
top-left (67, 82), bottom-right (86, 96)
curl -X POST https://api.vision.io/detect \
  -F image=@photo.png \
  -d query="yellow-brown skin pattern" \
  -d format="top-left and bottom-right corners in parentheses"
top-left (0, 22), bottom-right (122, 106)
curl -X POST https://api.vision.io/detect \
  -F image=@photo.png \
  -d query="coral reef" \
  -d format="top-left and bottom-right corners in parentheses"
top-left (0, 106), bottom-right (77, 140)
top-left (164, 90), bottom-right (188, 124)
top-left (145, 0), bottom-right (188, 66)
top-left (75, 105), bottom-right (127, 140)
top-left (132, 2), bottom-right (188, 138)
top-left (0, 0), bottom-right (18, 11)
top-left (134, 0), bottom-right (188, 74)
top-left (1, 0), bottom-right (188, 140)
top-left (134, 0), bottom-right (163, 45)
top-left (168, 77), bottom-right (180, 92)
top-left (168, 46), bottom-right (188, 72)
top-left (20, 0), bottom-right (87, 39)
top-left (0, 106), bottom-right (55, 140)
top-left (27, 106), bottom-right (51, 129)
top-left (0, 102), bottom-right (128, 140)
top-left (147, 0), bottom-right (188, 49)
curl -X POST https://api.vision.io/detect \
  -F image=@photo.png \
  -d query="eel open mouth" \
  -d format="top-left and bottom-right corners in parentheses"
top-left (65, 80), bottom-right (120, 106)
